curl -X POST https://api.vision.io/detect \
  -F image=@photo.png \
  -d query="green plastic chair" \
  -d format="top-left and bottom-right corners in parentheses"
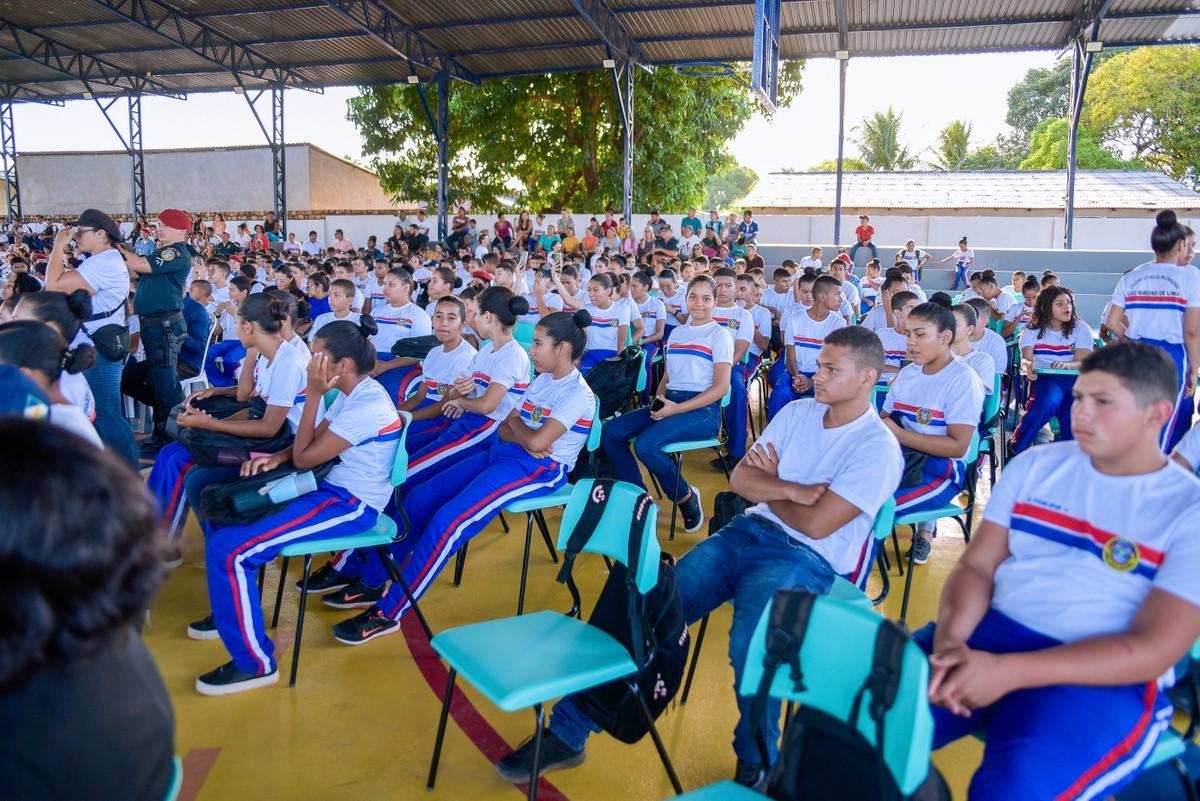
top-left (671, 596), bottom-right (935, 800)
top-left (513, 320), bottom-right (537, 350)
top-left (426, 480), bottom-right (683, 800)
top-left (894, 431), bottom-right (981, 625)
top-left (163, 755), bottom-right (183, 801)
top-left (659, 389), bottom-right (732, 540)
top-left (268, 410), bottom-right (434, 686)
top-left (976, 373), bottom-right (1004, 485)
top-left (453, 404), bottom-right (604, 615)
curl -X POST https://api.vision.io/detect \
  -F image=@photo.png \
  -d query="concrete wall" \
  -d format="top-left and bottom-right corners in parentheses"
top-left (306, 148), bottom-right (392, 211)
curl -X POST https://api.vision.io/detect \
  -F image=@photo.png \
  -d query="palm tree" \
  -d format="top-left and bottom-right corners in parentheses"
top-left (931, 120), bottom-right (973, 170)
top-left (851, 107), bottom-right (916, 171)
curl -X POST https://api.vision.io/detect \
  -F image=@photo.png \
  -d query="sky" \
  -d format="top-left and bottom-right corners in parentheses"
top-left (9, 51), bottom-right (1060, 177)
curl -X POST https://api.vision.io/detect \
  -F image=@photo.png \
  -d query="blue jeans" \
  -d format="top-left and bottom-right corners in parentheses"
top-left (849, 241), bottom-right (877, 262)
top-left (549, 513), bottom-right (835, 764)
top-left (86, 352), bottom-right (138, 468)
top-left (600, 389), bottom-right (719, 502)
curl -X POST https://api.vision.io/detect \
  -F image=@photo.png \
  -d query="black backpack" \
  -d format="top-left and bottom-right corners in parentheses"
top-left (584, 346), bottom-right (644, 419)
top-left (752, 589), bottom-right (949, 801)
top-left (390, 334), bottom-right (440, 360)
top-left (709, 490), bottom-right (752, 536)
top-left (166, 395), bottom-right (293, 468)
top-left (197, 460), bottom-right (338, 526)
top-left (556, 480), bottom-right (690, 744)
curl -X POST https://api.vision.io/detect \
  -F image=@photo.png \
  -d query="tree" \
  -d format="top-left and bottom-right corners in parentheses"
top-left (851, 107), bottom-right (916, 171)
top-left (1018, 118), bottom-right (1144, 170)
top-left (1084, 46), bottom-right (1200, 186)
top-left (957, 133), bottom-right (1026, 170)
top-left (1004, 50), bottom-right (1117, 145)
top-left (347, 63), bottom-right (803, 212)
top-left (803, 158), bottom-right (869, 172)
top-left (703, 163), bottom-right (759, 210)
top-left (930, 120), bottom-right (972, 170)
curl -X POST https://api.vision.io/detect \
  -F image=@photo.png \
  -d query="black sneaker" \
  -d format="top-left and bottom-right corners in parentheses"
top-left (186, 614), bottom-right (220, 641)
top-left (331, 607), bottom-right (400, 646)
top-left (908, 536), bottom-right (932, 565)
top-left (734, 759), bottom-right (767, 790)
top-left (321, 580), bottom-right (384, 609)
top-left (195, 660), bottom-right (279, 696)
top-left (298, 563), bottom-right (350, 594)
top-left (495, 729), bottom-right (585, 783)
top-left (681, 484), bottom-right (704, 533)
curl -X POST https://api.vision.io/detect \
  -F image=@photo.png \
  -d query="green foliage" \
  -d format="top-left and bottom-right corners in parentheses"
top-left (851, 107), bottom-right (916, 171)
top-left (957, 133), bottom-right (1026, 170)
top-left (930, 120), bottom-right (973, 170)
top-left (802, 158), bottom-right (869, 172)
top-left (703, 164), bottom-right (759, 210)
top-left (1084, 46), bottom-right (1200, 186)
top-left (1004, 50), bottom-right (1117, 144)
top-left (347, 62), bottom-right (803, 212)
top-left (1018, 118), bottom-right (1143, 170)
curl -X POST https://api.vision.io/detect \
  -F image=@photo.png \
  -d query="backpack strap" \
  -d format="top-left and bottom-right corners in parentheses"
top-left (622, 490), bottom-right (654, 668)
top-left (750, 589), bottom-right (817, 767)
top-left (848, 619), bottom-right (909, 788)
top-left (555, 479), bottom-right (615, 617)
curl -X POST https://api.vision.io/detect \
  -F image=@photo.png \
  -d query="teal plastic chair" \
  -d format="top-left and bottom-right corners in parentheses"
top-left (671, 596), bottom-right (935, 800)
top-left (894, 431), bottom-right (981, 625)
top-left (513, 320), bottom-right (537, 350)
top-left (268, 410), bottom-right (434, 686)
top-left (163, 755), bottom-right (183, 801)
top-left (659, 389), bottom-right (732, 540)
top-left (454, 404), bottom-right (604, 615)
top-left (976, 373), bottom-right (1004, 486)
top-left (1138, 639), bottom-right (1200, 801)
top-left (680, 498), bottom-right (897, 706)
top-left (426, 480), bottom-right (683, 800)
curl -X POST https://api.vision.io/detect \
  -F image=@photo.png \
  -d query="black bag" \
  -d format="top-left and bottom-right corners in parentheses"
top-left (751, 589), bottom-right (949, 801)
top-left (556, 480), bottom-right (690, 744)
top-left (167, 395), bottom-right (291, 468)
top-left (584, 346), bottom-right (644, 419)
top-left (709, 490), bottom-right (752, 536)
top-left (390, 334), bottom-right (440, 360)
top-left (87, 304), bottom-right (130, 361)
top-left (898, 446), bottom-right (930, 489)
top-left (197, 460), bottom-right (338, 526)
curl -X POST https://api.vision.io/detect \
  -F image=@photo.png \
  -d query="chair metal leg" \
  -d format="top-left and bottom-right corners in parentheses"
top-left (648, 470), bottom-right (664, 500)
top-left (681, 614), bottom-right (709, 704)
top-left (533, 510), bottom-right (558, 563)
top-left (375, 545), bottom-right (433, 640)
top-left (528, 704), bottom-right (545, 801)
top-left (257, 564), bottom-right (266, 596)
top-left (713, 447), bottom-right (731, 481)
top-left (632, 679), bottom-right (684, 795)
top-left (453, 542), bottom-right (468, 587)
top-left (891, 530), bottom-right (904, 577)
top-left (499, 510), bottom-right (511, 534)
top-left (270, 556), bottom-right (289, 629)
top-left (669, 453), bottom-right (683, 540)
top-left (518, 513), bottom-right (535, 616)
top-left (871, 545), bottom-right (891, 606)
top-left (427, 667), bottom-right (456, 790)
top-left (288, 555), bottom-right (312, 687)
top-left (1172, 756), bottom-right (1199, 801)
top-left (899, 538), bottom-right (918, 626)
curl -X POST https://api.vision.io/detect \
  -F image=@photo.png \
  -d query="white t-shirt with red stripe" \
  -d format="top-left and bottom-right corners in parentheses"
top-left (783, 308), bottom-right (846, 374)
top-left (517, 368), bottom-right (596, 470)
top-left (258, 340), bottom-right (311, 432)
top-left (327, 377), bottom-right (402, 510)
top-left (637, 296), bottom-right (667, 335)
top-left (711, 305), bottom-right (754, 349)
top-left (877, 326), bottom-right (908, 370)
top-left (1110, 261), bottom-right (1200, 344)
top-left (882, 357), bottom-right (984, 449)
top-left (583, 301), bottom-right (630, 353)
top-left (1019, 322), bottom-right (1095, 371)
top-left (468, 338), bottom-right (531, 421)
top-left (420, 339), bottom-right (477, 403)
top-left (370, 302), bottom-right (433, 355)
top-left (747, 400), bottom-right (902, 578)
top-left (664, 320), bottom-right (734, 392)
top-left (985, 440), bottom-right (1200, 647)
top-left (520, 290), bottom-right (564, 324)
top-left (746, 303), bottom-right (773, 358)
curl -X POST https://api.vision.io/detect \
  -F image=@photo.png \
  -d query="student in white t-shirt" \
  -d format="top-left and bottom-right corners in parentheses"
top-left (762, 267), bottom-right (796, 324)
top-left (521, 267), bottom-right (565, 325)
top-left (631, 271), bottom-right (667, 386)
top-left (881, 301), bottom-right (984, 565)
top-left (370, 267), bottom-right (433, 405)
top-left (939, 237), bottom-right (975, 291)
top-left (511, 326), bottom-right (903, 784)
top-left (194, 317), bottom-right (401, 694)
top-left (742, 278), bottom-right (774, 372)
top-left (362, 258), bottom-right (390, 315)
top-left (0, 320), bottom-right (101, 448)
top-left (330, 309), bottom-right (596, 643)
top-left (11, 289), bottom-right (97, 422)
top-left (1010, 286), bottom-right (1094, 455)
top-left (950, 303), bottom-right (997, 398)
top-left (399, 296), bottom-right (478, 448)
top-left (657, 269), bottom-right (687, 337)
top-left (915, 341), bottom-right (1200, 799)
top-left (309, 278), bottom-right (362, 342)
top-left (710, 268), bottom-right (755, 465)
top-left (1001, 277), bottom-right (1040, 340)
top-left (769, 275), bottom-right (846, 419)
top-left (553, 271), bottom-right (629, 373)
top-left (859, 274), bottom-right (908, 333)
top-left (798, 247), bottom-right (822, 272)
top-left (964, 297), bottom-right (1010, 376)
top-left (877, 290), bottom-right (920, 385)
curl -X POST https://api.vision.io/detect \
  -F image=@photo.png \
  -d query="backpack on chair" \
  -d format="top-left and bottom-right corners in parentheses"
top-left (584, 346), bottom-right (644, 419)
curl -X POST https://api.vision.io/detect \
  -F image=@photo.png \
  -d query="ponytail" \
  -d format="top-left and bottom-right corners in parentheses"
top-left (12, 289), bottom-right (93, 341)
top-left (1152, 209), bottom-right (1188, 256)
top-left (478, 286), bottom-right (527, 328)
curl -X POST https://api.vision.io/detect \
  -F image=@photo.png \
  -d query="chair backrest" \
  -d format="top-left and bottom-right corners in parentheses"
top-left (585, 402), bottom-right (603, 452)
top-left (163, 755), bottom-right (183, 801)
top-left (391, 409), bottom-right (412, 487)
top-left (981, 372), bottom-right (1002, 423)
top-left (963, 430), bottom-right (981, 464)
top-left (557, 479), bottom-right (661, 594)
top-left (634, 347), bottom-right (648, 394)
top-left (513, 320), bottom-right (537, 350)
top-left (739, 596), bottom-right (934, 795)
top-left (872, 497), bottom-right (897, 542)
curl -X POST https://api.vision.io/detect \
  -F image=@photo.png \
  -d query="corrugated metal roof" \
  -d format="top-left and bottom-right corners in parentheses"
top-left (0, 0), bottom-right (1197, 100)
top-left (740, 170), bottom-right (1200, 211)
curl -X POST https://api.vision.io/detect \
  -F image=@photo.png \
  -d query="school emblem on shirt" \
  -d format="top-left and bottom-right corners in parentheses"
top-left (916, 408), bottom-right (933, 425)
top-left (1103, 537), bottom-right (1141, 572)
top-left (437, 382), bottom-right (450, 396)
top-left (530, 406), bottom-right (544, 423)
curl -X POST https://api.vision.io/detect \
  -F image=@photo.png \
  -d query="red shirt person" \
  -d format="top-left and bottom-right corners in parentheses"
top-left (849, 213), bottom-right (878, 263)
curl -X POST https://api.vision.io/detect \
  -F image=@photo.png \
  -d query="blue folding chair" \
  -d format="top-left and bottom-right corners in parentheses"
top-left (426, 480), bottom-right (683, 800)
top-left (267, 410), bottom-right (433, 686)
top-left (670, 595), bottom-right (935, 800)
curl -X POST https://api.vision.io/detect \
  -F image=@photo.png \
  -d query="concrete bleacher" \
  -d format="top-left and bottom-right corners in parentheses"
top-left (756, 242), bottom-right (1151, 327)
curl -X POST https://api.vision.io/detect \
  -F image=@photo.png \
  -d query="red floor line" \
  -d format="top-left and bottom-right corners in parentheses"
top-left (178, 747), bottom-right (221, 801)
top-left (402, 616), bottom-right (572, 801)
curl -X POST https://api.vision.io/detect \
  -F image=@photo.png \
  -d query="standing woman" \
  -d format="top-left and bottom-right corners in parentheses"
top-left (939, 236), bottom-right (974, 291)
top-left (1105, 210), bottom-right (1200, 451)
top-left (43, 208), bottom-right (137, 467)
top-left (195, 317), bottom-right (401, 693)
top-left (1011, 286), bottom-right (1093, 455)
top-left (404, 286), bottom-right (530, 480)
top-left (601, 275), bottom-right (733, 533)
top-left (553, 271), bottom-right (630, 372)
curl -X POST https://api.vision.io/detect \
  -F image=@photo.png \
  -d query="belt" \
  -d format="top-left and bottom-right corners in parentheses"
top-left (140, 310), bottom-right (184, 322)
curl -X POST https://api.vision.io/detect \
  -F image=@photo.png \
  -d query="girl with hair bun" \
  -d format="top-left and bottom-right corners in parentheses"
top-left (12, 288), bottom-right (97, 422)
top-left (1105, 209), bottom-right (1200, 450)
top-left (146, 292), bottom-right (312, 558)
top-left (194, 315), bottom-right (403, 694)
top-left (0, 319), bottom-right (100, 447)
top-left (329, 309), bottom-right (596, 644)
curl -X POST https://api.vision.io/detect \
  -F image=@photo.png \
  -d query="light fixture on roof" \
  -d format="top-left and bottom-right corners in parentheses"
top-left (406, 74), bottom-right (420, 84)
top-left (835, 49), bottom-right (850, 60)
top-left (81, 90), bottom-right (93, 99)
top-left (1086, 41), bottom-right (1104, 52)
top-left (233, 85), bottom-right (244, 95)
top-left (602, 58), bottom-right (616, 68)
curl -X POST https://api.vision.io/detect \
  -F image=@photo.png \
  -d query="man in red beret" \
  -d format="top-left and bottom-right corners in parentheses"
top-left (117, 208), bottom-right (197, 450)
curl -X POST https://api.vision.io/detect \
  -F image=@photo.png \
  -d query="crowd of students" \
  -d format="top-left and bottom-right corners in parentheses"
top-left (3, 203), bottom-right (1200, 801)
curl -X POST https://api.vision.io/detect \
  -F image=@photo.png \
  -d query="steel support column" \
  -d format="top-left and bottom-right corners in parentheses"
top-left (128, 94), bottom-right (145, 221)
top-left (436, 71), bottom-right (449, 243)
top-left (1, 101), bottom-right (18, 224)
top-left (610, 59), bottom-right (634, 224)
top-left (1064, 42), bottom-right (1097, 249)
top-left (833, 58), bottom-right (847, 246)
top-left (242, 85), bottom-right (287, 237)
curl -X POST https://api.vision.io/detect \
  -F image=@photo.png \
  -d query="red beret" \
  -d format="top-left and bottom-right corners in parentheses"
top-left (158, 208), bottom-right (191, 231)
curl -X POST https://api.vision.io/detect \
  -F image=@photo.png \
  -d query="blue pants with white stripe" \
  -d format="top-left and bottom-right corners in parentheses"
top-left (206, 483), bottom-right (377, 674)
top-left (406, 410), bottom-right (500, 481)
top-left (1139, 338), bottom-right (1188, 452)
top-left (146, 442), bottom-right (239, 541)
top-left (724, 362), bottom-right (748, 459)
top-left (1011, 372), bottom-right (1076, 455)
top-left (204, 340), bottom-right (245, 387)
top-left (768, 371), bottom-right (814, 421)
top-left (914, 609), bottom-right (1171, 801)
top-left (376, 441), bottom-right (568, 620)
top-left (375, 358), bottom-right (423, 407)
top-left (893, 455), bottom-right (964, 517)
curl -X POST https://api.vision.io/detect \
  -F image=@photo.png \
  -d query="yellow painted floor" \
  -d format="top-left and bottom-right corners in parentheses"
top-left (145, 444), bottom-right (986, 801)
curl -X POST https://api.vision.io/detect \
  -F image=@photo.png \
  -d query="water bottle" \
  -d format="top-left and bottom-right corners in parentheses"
top-left (266, 470), bottom-right (318, 504)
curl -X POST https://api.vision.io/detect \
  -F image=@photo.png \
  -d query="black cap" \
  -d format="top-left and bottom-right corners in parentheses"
top-left (67, 208), bottom-right (122, 241)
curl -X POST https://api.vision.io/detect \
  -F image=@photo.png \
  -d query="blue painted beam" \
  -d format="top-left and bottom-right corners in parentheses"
top-left (567, 0), bottom-right (646, 68)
